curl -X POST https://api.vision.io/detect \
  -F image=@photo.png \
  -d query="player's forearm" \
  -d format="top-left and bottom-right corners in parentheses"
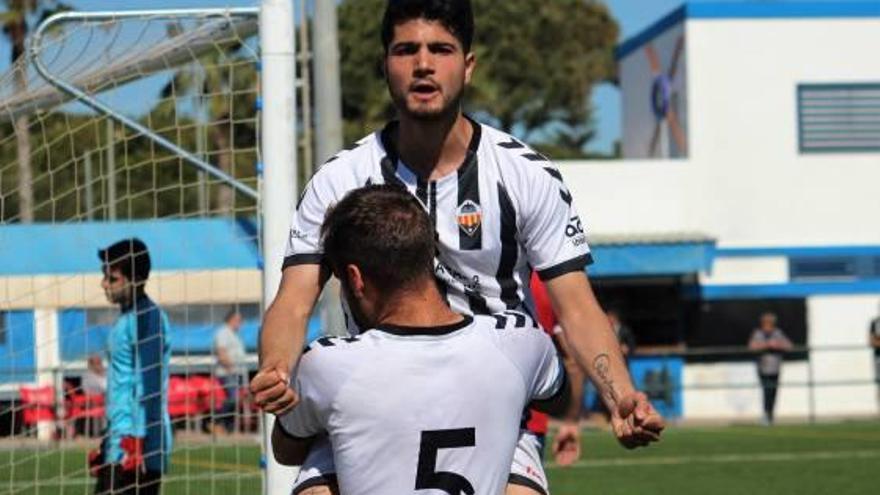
top-left (564, 359), bottom-right (585, 422)
top-left (562, 309), bottom-right (636, 411)
top-left (259, 300), bottom-right (310, 371)
top-left (555, 334), bottom-right (585, 421)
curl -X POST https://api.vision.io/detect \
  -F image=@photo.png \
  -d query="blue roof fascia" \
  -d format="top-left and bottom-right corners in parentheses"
top-left (0, 218), bottom-right (261, 276)
top-left (716, 245), bottom-right (880, 258)
top-left (616, 2), bottom-right (880, 61)
top-left (589, 240), bottom-right (716, 278)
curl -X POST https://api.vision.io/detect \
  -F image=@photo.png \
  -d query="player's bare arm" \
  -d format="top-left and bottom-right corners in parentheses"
top-left (545, 270), bottom-right (665, 449)
top-left (251, 263), bottom-right (328, 414)
top-left (552, 331), bottom-right (586, 466)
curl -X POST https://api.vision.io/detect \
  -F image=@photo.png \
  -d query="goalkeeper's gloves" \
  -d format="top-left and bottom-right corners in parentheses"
top-left (120, 436), bottom-right (145, 472)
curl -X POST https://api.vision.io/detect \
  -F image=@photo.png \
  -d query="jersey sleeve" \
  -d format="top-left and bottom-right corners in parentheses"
top-left (519, 162), bottom-right (593, 281)
top-left (282, 173), bottom-right (334, 269)
top-left (277, 349), bottom-right (339, 438)
top-left (493, 317), bottom-right (566, 401)
top-left (527, 331), bottom-right (567, 401)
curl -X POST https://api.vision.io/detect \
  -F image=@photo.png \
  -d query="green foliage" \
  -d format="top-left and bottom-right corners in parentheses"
top-left (337, 0), bottom-right (619, 156)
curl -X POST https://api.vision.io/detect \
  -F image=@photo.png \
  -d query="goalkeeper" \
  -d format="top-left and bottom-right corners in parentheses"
top-left (89, 239), bottom-right (172, 495)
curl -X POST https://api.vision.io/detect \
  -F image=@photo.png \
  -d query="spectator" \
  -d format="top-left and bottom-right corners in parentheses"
top-left (608, 309), bottom-right (637, 360)
top-left (748, 312), bottom-right (793, 425)
top-left (213, 308), bottom-right (247, 434)
top-left (89, 238), bottom-right (172, 495)
top-left (870, 304), bottom-right (880, 397)
top-left (82, 354), bottom-right (107, 395)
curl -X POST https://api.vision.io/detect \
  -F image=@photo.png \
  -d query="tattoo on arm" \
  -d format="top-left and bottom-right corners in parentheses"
top-left (593, 353), bottom-right (619, 407)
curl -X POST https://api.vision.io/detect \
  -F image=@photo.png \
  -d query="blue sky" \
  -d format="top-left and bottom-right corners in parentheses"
top-left (4, 0), bottom-right (877, 153)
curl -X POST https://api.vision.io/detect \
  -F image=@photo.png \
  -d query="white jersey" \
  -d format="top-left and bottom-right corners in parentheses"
top-left (278, 313), bottom-right (565, 495)
top-left (284, 118), bottom-right (592, 328)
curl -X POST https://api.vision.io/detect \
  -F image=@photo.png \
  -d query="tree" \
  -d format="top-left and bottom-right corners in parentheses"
top-left (1, 0), bottom-right (70, 222)
top-left (337, 0), bottom-right (618, 156)
top-left (156, 35), bottom-right (259, 217)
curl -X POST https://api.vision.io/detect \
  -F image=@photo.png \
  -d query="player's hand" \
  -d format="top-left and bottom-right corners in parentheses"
top-left (552, 421), bottom-right (581, 466)
top-left (611, 391), bottom-right (664, 449)
top-left (87, 447), bottom-right (103, 477)
top-left (119, 436), bottom-right (144, 472)
top-left (250, 366), bottom-right (298, 415)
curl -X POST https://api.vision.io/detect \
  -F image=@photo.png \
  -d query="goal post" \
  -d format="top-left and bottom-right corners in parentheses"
top-left (0, 2), bottom-right (298, 494)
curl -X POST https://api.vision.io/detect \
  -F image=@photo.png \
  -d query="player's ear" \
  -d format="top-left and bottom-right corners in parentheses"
top-left (345, 264), bottom-right (366, 299)
top-left (464, 51), bottom-right (476, 85)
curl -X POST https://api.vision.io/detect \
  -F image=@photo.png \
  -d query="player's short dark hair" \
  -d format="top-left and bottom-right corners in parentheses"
top-left (98, 238), bottom-right (151, 283)
top-left (381, 0), bottom-right (474, 53)
top-left (321, 184), bottom-right (435, 293)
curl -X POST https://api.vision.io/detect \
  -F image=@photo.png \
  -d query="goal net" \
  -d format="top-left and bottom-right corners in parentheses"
top-left (0, 7), bottom-right (287, 494)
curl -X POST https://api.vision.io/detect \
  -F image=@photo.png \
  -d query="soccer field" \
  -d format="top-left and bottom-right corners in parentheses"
top-left (2, 421), bottom-right (878, 494)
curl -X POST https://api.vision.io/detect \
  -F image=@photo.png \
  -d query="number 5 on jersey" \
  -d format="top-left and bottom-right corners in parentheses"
top-left (416, 428), bottom-right (476, 494)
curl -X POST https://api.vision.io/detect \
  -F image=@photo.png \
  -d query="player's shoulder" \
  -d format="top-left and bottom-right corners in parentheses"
top-left (310, 131), bottom-right (383, 181)
top-left (477, 123), bottom-right (558, 175)
top-left (473, 310), bottom-right (540, 333)
top-left (302, 334), bottom-right (367, 357)
top-left (472, 311), bottom-right (552, 351)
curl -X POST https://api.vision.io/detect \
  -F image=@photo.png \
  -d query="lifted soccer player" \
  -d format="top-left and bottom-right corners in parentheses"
top-left (89, 239), bottom-right (172, 495)
top-left (272, 185), bottom-right (571, 494)
top-left (252, 1), bottom-right (664, 494)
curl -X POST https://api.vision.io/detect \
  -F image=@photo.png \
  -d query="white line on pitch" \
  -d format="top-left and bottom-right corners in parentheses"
top-left (545, 449), bottom-right (880, 469)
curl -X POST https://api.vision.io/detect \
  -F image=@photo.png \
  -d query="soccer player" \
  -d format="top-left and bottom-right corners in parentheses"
top-left (272, 185), bottom-right (570, 495)
top-left (252, 1), bottom-right (664, 493)
top-left (89, 239), bottom-right (172, 495)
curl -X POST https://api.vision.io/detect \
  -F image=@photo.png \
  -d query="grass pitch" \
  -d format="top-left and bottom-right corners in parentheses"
top-left (1, 421), bottom-right (877, 494)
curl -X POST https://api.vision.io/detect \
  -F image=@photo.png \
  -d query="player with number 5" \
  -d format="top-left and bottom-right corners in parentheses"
top-left (273, 185), bottom-right (571, 494)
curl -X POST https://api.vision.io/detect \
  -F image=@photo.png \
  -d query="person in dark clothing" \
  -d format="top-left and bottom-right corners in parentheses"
top-left (748, 312), bottom-right (793, 425)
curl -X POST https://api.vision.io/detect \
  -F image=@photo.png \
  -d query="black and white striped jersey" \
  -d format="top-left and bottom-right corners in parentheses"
top-left (278, 313), bottom-right (565, 495)
top-left (284, 118), bottom-right (592, 325)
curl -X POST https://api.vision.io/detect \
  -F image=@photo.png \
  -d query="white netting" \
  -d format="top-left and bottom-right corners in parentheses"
top-left (0, 9), bottom-right (267, 494)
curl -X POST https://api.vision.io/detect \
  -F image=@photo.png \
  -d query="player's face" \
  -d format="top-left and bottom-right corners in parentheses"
top-left (101, 267), bottom-right (131, 305)
top-left (384, 19), bottom-right (475, 121)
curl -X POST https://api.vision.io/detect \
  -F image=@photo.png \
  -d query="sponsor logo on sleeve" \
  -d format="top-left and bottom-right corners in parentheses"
top-left (565, 216), bottom-right (587, 247)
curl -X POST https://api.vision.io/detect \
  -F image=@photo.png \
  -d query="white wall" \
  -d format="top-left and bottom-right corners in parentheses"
top-left (806, 295), bottom-right (878, 417)
top-left (683, 361), bottom-right (811, 421)
top-left (686, 18), bottom-right (880, 246)
top-left (587, 16), bottom-right (880, 421)
top-left (576, 17), bottom-right (880, 248)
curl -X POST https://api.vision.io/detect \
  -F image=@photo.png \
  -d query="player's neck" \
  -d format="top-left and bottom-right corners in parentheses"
top-left (374, 280), bottom-right (463, 330)
top-left (396, 111), bottom-right (472, 182)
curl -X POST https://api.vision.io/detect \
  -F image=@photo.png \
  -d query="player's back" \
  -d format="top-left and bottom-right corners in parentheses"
top-left (283, 313), bottom-right (562, 495)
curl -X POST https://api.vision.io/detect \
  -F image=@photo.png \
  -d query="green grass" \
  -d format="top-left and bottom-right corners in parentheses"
top-left (1, 421), bottom-right (878, 494)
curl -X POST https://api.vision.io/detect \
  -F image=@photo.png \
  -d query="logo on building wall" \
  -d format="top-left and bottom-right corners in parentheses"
top-left (644, 35), bottom-right (687, 157)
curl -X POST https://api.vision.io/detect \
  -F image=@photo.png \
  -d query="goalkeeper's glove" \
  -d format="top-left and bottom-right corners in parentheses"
top-left (120, 436), bottom-right (145, 472)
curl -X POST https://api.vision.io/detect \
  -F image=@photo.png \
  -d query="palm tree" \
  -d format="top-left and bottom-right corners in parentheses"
top-left (1, 0), bottom-right (69, 222)
top-left (157, 33), bottom-right (258, 216)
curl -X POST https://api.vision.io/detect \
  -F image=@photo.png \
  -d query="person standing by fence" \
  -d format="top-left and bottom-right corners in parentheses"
top-left (748, 312), bottom-right (792, 425)
top-left (869, 305), bottom-right (880, 402)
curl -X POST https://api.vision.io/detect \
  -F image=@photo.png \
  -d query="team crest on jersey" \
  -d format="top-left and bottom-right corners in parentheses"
top-left (456, 200), bottom-right (482, 237)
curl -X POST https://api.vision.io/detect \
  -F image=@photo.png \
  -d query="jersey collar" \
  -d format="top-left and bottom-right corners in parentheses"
top-left (379, 115), bottom-right (482, 180)
top-left (375, 315), bottom-right (473, 337)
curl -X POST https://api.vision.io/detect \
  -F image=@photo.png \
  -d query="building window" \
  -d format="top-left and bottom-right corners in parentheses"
top-left (789, 255), bottom-right (880, 281)
top-left (797, 83), bottom-right (880, 153)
